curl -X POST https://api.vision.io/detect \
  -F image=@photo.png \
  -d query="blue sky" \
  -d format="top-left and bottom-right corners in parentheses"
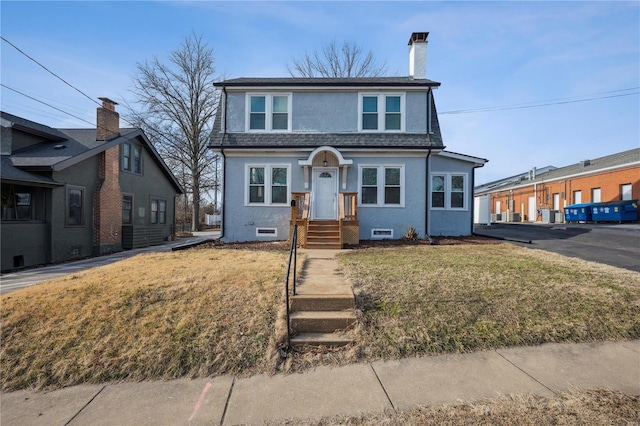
top-left (1, 1), bottom-right (638, 185)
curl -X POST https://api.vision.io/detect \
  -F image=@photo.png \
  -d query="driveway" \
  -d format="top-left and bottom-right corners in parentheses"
top-left (474, 222), bottom-right (640, 272)
top-left (0, 231), bottom-right (220, 295)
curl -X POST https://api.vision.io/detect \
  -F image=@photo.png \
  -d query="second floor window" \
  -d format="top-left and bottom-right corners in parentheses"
top-left (122, 143), bottom-right (142, 174)
top-left (359, 93), bottom-right (405, 132)
top-left (247, 94), bottom-right (291, 131)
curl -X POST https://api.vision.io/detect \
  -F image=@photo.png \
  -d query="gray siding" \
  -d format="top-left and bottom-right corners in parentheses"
top-left (222, 155), bottom-right (303, 242)
top-left (1, 222), bottom-right (49, 270)
top-left (348, 156), bottom-right (427, 240)
top-left (406, 92), bottom-right (427, 133)
top-left (226, 92), bottom-right (246, 132)
top-left (119, 140), bottom-right (178, 248)
top-left (50, 157), bottom-right (100, 263)
top-left (225, 91), bottom-right (429, 134)
top-left (428, 154), bottom-right (476, 236)
top-left (292, 93), bottom-right (356, 132)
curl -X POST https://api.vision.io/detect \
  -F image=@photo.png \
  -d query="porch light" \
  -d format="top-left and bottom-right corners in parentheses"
top-left (323, 151), bottom-right (328, 167)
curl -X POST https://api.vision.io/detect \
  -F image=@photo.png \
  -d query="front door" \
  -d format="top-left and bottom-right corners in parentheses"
top-left (313, 168), bottom-right (337, 219)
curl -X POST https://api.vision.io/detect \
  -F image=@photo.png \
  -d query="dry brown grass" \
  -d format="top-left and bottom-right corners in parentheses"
top-left (1, 249), bottom-right (295, 391)
top-left (270, 389), bottom-right (640, 425)
top-left (284, 243), bottom-right (640, 371)
top-left (3, 242), bottom-right (639, 395)
top-left (344, 244), bottom-right (640, 358)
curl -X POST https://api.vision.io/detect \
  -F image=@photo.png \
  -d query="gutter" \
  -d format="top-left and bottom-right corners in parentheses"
top-left (220, 85), bottom-right (228, 240)
top-left (425, 149), bottom-right (434, 245)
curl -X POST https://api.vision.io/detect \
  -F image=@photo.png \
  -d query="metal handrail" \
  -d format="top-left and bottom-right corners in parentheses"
top-left (284, 223), bottom-right (298, 348)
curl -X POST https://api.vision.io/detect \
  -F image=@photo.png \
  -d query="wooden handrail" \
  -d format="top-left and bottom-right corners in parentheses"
top-left (290, 192), bottom-right (310, 221)
top-left (339, 192), bottom-right (358, 221)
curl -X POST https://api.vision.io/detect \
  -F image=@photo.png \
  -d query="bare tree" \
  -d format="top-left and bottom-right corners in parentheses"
top-left (288, 39), bottom-right (387, 78)
top-left (128, 33), bottom-right (219, 232)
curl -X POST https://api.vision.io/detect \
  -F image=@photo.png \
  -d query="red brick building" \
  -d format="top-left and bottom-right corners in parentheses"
top-left (474, 148), bottom-right (639, 223)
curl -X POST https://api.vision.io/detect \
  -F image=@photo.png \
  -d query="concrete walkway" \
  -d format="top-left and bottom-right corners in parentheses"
top-left (0, 230), bottom-right (219, 295)
top-left (1, 340), bottom-right (638, 425)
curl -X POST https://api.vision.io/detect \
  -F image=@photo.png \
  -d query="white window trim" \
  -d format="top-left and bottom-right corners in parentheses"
top-left (245, 93), bottom-right (292, 132)
top-left (430, 173), bottom-right (469, 211)
top-left (357, 165), bottom-right (405, 207)
top-left (244, 164), bottom-right (291, 206)
top-left (358, 93), bottom-right (406, 132)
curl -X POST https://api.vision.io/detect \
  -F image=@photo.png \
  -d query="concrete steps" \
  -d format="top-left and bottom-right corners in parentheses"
top-left (289, 253), bottom-right (357, 349)
top-left (290, 311), bottom-right (356, 334)
top-left (306, 221), bottom-right (341, 249)
top-left (290, 294), bottom-right (355, 311)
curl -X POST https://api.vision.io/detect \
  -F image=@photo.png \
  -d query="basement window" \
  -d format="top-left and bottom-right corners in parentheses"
top-left (256, 227), bottom-right (277, 237)
top-left (371, 229), bottom-right (393, 239)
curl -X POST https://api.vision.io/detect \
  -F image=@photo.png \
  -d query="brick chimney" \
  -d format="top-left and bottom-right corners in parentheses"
top-left (409, 32), bottom-right (429, 79)
top-left (93, 97), bottom-right (123, 255)
top-left (96, 97), bottom-right (120, 140)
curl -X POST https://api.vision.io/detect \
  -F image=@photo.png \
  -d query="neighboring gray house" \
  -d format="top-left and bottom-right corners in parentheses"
top-left (210, 32), bottom-right (487, 248)
top-left (1, 99), bottom-right (183, 271)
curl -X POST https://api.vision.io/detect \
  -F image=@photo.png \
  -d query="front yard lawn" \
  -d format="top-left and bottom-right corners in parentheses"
top-left (341, 244), bottom-right (640, 359)
top-left (1, 242), bottom-right (638, 393)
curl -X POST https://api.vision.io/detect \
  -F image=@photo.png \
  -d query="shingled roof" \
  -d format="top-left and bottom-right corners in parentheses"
top-left (475, 148), bottom-right (640, 195)
top-left (1, 111), bottom-right (183, 193)
top-left (214, 76), bottom-right (441, 88)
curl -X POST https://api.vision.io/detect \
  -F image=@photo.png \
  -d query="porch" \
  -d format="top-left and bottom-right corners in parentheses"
top-left (290, 192), bottom-right (359, 249)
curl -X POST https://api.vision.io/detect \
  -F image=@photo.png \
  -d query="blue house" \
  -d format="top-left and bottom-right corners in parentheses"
top-left (210, 32), bottom-right (487, 248)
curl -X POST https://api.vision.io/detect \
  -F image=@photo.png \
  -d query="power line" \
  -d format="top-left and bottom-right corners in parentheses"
top-left (1, 35), bottom-right (101, 107)
top-left (440, 87), bottom-right (640, 115)
top-left (1, 84), bottom-right (97, 126)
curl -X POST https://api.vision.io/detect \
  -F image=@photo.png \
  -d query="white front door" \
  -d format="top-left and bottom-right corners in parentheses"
top-left (313, 168), bottom-right (337, 219)
top-left (528, 196), bottom-right (536, 222)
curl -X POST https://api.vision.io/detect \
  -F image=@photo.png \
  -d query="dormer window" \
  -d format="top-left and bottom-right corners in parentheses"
top-left (359, 93), bottom-right (405, 132)
top-left (247, 93), bottom-right (291, 132)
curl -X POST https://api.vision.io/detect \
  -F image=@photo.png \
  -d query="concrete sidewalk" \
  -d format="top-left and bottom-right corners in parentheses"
top-left (0, 230), bottom-right (219, 295)
top-left (2, 340), bottom-right (638, 425)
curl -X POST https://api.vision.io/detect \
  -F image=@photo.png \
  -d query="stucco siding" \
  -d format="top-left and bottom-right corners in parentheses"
top-left (428, 154), bottom-right (476, 236)
top-left (292, 93), bottom-right (357, 132)
top-left (223, 155), bottom-right (303, 242)
top-left (224, 91), bottom-right (429, 134)
top-left (226, 92), bottom-right (246, 132)
top-left (348, 156), bottom-right (427, 239)
top-left (406, 92), bottom-right (427, 133)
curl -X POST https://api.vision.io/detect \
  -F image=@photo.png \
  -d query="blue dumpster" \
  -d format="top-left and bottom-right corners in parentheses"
top-left (564, 203), bottom-right (594, 222)
top-left (592, 200), bottom-right (638, 223)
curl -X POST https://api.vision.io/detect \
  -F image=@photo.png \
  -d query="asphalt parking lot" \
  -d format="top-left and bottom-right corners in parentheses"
top-left (474, 222), bottom-right (640, 272)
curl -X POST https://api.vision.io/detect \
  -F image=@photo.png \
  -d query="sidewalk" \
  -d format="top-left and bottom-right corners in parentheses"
top-left (1, 340), bottom-right (638, 425)
top-left (0, 230), bottom-right (219, 295)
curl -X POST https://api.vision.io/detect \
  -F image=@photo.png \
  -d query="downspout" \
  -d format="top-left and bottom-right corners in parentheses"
top-left (220, 85), bottom-right (228, 240)
top-left (470, 166), bottom-right (476, 235)
top-left (425, 149), bottom-right (434, 244)
top-left (424, 87), bottom-right (435, 244)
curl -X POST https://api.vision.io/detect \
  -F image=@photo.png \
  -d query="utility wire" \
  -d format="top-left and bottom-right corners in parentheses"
top-left (1, 84), bottom-right (97, 126)
top-left (1, 35), bottom-right (101, 107)
top-left (440, 87), bottom-right (640, 114)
